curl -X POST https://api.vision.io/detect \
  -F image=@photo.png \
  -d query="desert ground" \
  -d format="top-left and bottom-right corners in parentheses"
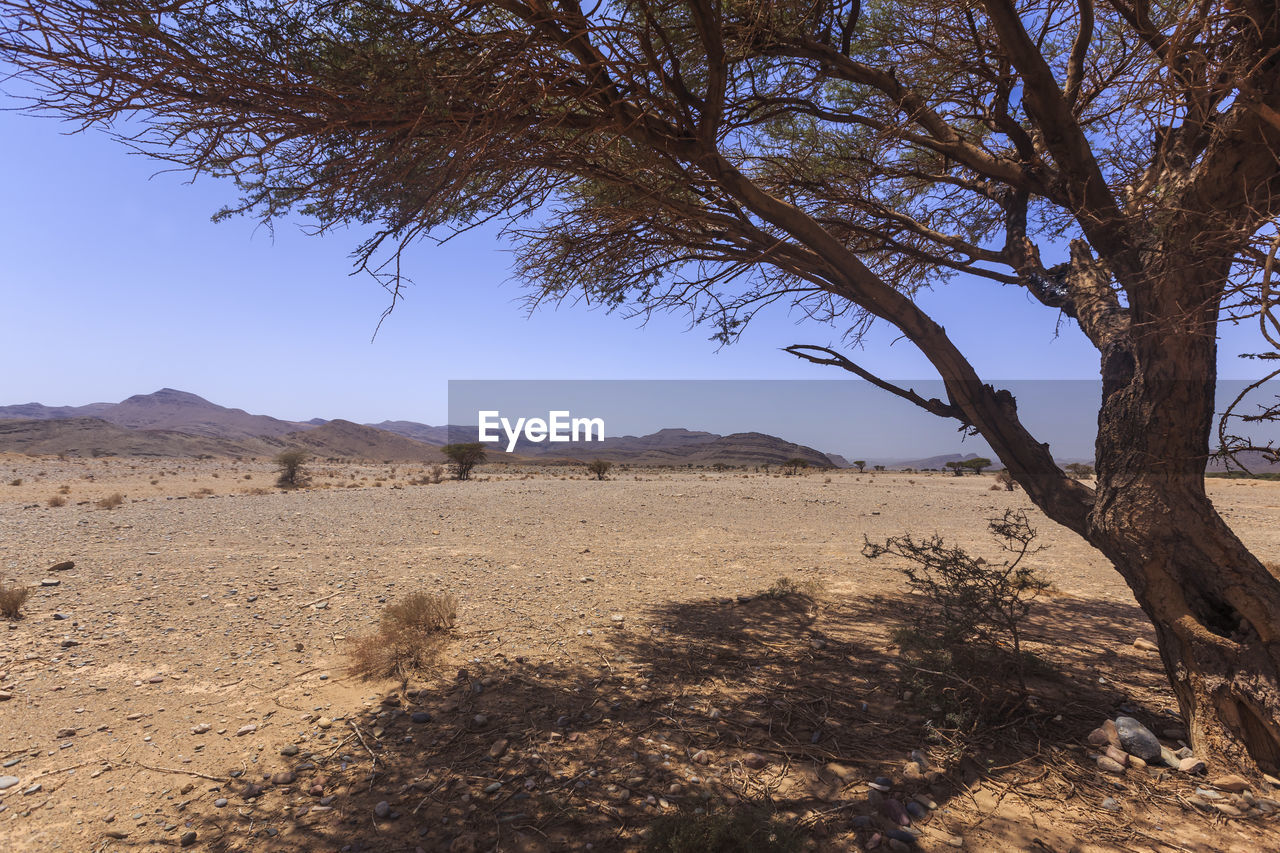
top-left (1, 455), bottom-right (1279, 852)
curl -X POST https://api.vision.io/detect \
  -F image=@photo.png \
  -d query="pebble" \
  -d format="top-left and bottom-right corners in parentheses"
top-left (317, 717), bottom-right (333, 729)
top-left (1114, 716), bottom-right (1161, 761)
top-left (484, 781), bottom-right (502, 794)
top-left (40, 578), bottom-right (60, 587)
top-left (1100, 797), bottom-right (1120, 811)
top-left (1211, 774), bottom-right (1250, 793)
top-left (235, 724), bottom-right (257, 736)
top-left (180, 831), bottom-right (197, 847)
top-left (280, 744), bottom-right (300, 756)
top-left (1178, 757), bottom-right (1207, 775)
top-left (489, 739), bottom-right (509, 759)
top-left (1096, 756), bottom-right (1125, 775)
top-left (0, 692), bottom-right (10, 701)
top-left (271, 771), bottom-right (296, 785)
top-left (905, 800), bottom-right (926, 819)
top-left (883, 797), bottom-right (909, 825)
top-left (374, 800), bottom-right (390, 818)
top-left (191, 723), bottom-right (211, 734)
top-left (691, 750), bottom-right (711, 765)
top-left (214, 798), bottom-right (228, 808)
top-left (411, 712), bottom-right (431, 724)
top-left (0, 776), bottom-right (19, 790)
top-left (49, 561), bottom-right (74, 572)
top-left (942, 835), bottom-right (964, 848)
top-left (1213, 802), bottom-right (1243, 817)
top-left (743, 753), bottom-right (768, 770)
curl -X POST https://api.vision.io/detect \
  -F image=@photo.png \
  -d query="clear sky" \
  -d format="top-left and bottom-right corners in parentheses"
top-left (0, 105), bottom-right (1272, 454)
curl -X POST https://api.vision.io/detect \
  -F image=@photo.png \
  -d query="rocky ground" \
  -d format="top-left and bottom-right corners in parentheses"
top-left (1, 456), bottom-right (1279, 852)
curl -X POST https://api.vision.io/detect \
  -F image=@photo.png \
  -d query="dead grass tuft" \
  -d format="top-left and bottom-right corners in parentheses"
top-left (46, 495), bottom-right (67, 507)
top-left (96, 493), bottom-right (125, 510)
top-left (759, 575), bottom-right (823, 600)
top-left (348, 592), bottom-right (457, 682)
top-left (0, 583), bottom-right (31, 619)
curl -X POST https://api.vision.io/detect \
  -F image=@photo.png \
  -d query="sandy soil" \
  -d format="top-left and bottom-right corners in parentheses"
top-left (1, 456), bottom-right (1279, 852)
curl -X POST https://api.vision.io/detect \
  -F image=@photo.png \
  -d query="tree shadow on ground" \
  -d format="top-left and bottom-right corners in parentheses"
top-left (176, 589), bottom-right (1274, 853)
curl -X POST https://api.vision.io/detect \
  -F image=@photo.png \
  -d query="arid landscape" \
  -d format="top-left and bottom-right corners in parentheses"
top-left (2, 454), bottom-right (1279, 852)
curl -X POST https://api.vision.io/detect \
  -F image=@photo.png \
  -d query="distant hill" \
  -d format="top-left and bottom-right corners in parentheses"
top-left (2, 389), bottom-right (840, 465)
top-left (0, 417), bottom-right (272, 458)
top-left (284, 420), bottom-right (445, 463)
top-left (0, 389), bottom-right (315, 439)
top-left (369, 420), bottom-right (456, 446)
top-left (882, 452), bottom-right (987, 470)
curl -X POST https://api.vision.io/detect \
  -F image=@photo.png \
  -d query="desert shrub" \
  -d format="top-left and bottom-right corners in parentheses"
top-left (46, 495), bottom-right (66, 507)
top-left (1063, 462), bottom-right (1095, 479)
top-left (994, 470), bottom-right (1017, 491)
top-left (348, 592), bottom-right (457, 682)
top-left (643, 808), bottom-right (804, 853)
top-left (96, 493), bottom-right (125, 510)
top-left (864, 510), bottom-right (1049, 696)
top-left (586, 459), bottom-right (613, 480)
top-left (274, 449), bottom-right (310, 489)
top-left (57, 485), bottom-right (71, 494)
top-left (782, 458), bottom-right (810, 475)
top-left (0, 583), bottom-right (31, 619)
top-left (760, 576), bottom-right (823, 600)
top-left (8, 478), bottom-right (22, 486)
top-left (441, 443), bottom-right (486, 480)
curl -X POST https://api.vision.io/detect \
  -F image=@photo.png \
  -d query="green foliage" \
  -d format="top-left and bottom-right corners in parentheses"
top-left (853, 460), bottom-right (867, 473)
top-left (274, 449), bottom-right (310, 488)
top-left (441, 443), bottom-right (486, 480)
top-left (643, 809), bottom-right (804, 853)
top-left (961, 457), bottom-right (992, 474)
top-left (586, 458), bottom-right (613, 480)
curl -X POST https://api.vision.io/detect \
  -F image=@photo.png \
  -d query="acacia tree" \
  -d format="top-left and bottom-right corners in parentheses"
top-left (4, 0), bottom-right (1280, 770)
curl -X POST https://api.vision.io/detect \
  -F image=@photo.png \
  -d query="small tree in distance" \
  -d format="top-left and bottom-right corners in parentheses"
top-left (1064, 463), bottom-right (1096, 480)
top-left (441, 443), bottom-right (486, 481)
top-left (586, 459), bottom-right (613, 481)
top-left (962, 457), bottom-right (994, 475)
top-left (783, 458), bottom-right (810, 476)
top-left (274, 449), bottom-right (309, 489)
top-left (853, 460), bottom-right (867, 474)
top-left (945, 461), bottom-right (965, 477)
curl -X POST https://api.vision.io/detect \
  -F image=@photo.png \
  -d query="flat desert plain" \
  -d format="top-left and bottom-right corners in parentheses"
top-left (2, 456), bottom-right (1279, 852)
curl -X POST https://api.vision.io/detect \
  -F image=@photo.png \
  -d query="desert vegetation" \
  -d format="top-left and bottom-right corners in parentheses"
top-left (347, 591), bottom-right (457, 683)
top-left (0, 581), bottom-right (30, 618)
top-left (273, 449), bottom-right (310, 489)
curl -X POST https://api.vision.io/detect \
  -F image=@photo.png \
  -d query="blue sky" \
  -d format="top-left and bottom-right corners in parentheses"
top-left (0, 107), bottom-right (1270, 445)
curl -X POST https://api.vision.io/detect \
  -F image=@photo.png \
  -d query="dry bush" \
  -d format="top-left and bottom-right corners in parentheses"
top-left (994, 470), bottom-right (1017, 491)
top-left (57, 485), bottom-right (71, 494)
top-left (8, 478), bottom-right (22, 486)
top-left (46, 495), bottom-right (66, 507)
top-left (96, 493), bottom-right (125, 510)
top-left (348, 592), bottom-right (457, 682)
top-left (760, 576), bottom-right (823, 600)
top-left (0, 583), bottom-right (31, 619)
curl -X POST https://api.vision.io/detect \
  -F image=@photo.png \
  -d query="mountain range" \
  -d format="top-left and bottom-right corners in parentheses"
top-left (0, 389), bottom-right (838, 467)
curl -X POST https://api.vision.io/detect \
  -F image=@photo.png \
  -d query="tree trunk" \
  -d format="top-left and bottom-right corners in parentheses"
top-left (1082, 282), bottom-right (1280, 774)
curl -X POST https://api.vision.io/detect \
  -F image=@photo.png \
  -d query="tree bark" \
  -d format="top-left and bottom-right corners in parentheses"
top-left (1039, 257), bottom-right (1280, 774)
